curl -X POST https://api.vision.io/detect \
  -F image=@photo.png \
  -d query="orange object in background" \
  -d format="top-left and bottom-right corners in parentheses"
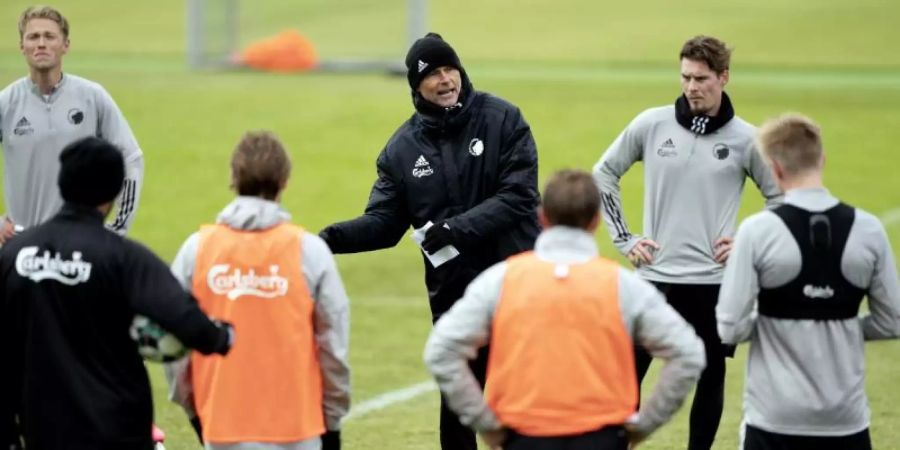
top-left (238, 30), bottom-right (319, 72)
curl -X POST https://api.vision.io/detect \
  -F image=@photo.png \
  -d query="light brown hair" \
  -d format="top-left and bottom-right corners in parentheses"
top-left (757, 113), bottom-right (824, 175)
top-left (541, 169), bottom-right (600, 229)
top-left (231, 131), bottom-right (291, 200)
top-left (19, 5), bottom-right (69, 40)
top-left (680, 35), bottom-right (731, 74)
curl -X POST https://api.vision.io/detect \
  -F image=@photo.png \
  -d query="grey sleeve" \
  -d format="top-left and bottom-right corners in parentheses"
top-left (860, 220), bottom-right (900, 340)
top-left (164, 232), bottom-right (200, 417)
top-left (746, 140), bottom-right (783, 207)
top-left (303, 232), bottom-right (351, 430)
top-left (170, 232), bottom-right (199, 291)
top-left (423, 263), bottom-right (506, 432)
top-left (716, 217), bottom-right (761, 343)
top-left (94, 85), bottom-right (144, 235)
top-left (163, 357), bottom-right (197, 418)
top-left (592, 114), bottom-right (648, 256)
top-left (618, 268), bottom-right (705, 436)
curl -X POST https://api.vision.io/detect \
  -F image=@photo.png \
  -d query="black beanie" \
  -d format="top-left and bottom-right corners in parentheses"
top-left (405, 32), bottom-right (464, 90)
top-left (58, 137), bottom-right (125, 207)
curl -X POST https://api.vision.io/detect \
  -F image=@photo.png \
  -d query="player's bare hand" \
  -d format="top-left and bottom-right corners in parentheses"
top-left (628, 239), bottom-right (660, 267)
top-left (479, 428), bottom-right (508, 450)
top-left (714, 237), bottom-right (734, 264)
top-left (0, 217), bottom-right (16, 244)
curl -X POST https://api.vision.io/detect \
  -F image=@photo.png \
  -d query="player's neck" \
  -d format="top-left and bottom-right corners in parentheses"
top-left (30, 69), bottom-right (63, 95)
top-left (781, 172), bottom-right (823, 191)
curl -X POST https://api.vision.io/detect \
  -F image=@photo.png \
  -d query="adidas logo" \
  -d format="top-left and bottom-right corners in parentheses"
top-left (661, 138), bottom-right (675, 148)
top-left (13, 116), bottom-right (33, 136)
top-left (418, 60), bottom-right (428, 73)
top-left (415, 155), bottom-right (429, 167)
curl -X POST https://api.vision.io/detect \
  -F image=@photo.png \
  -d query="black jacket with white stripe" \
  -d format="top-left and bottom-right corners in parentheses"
top-left (322, 79), bottom-right (540, 318)
top-left (1, 203), bottom-right (230, 450)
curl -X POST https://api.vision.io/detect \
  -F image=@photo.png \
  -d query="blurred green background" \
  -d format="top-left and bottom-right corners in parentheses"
top-left (1, 0), bottom-right (898, 449)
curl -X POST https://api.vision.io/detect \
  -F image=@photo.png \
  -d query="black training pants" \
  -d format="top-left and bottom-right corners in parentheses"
top-left (743, 424), bottom-right (872, 450)
top-left (635, 282), bottom-right (731, 450)
top-left (504, 426), bottom-right (628, 450)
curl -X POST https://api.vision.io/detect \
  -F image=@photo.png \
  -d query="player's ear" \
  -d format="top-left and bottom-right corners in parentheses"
top-left (586, 212), bottom-right (601, 233)
top-left (538, 207), bottom-right (551, 229)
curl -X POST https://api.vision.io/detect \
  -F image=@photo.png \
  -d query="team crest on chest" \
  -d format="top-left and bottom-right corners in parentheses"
top-left (713, 143), bottom-right (730, 160)
top-left (68, 108), bottom-right (84, 125)
top-left (468, 138), bottom-right (484, 156)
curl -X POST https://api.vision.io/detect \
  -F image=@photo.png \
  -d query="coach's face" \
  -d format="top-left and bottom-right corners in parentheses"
top-left (681, 58), bottom-right (728, 116)
top-left (418, 66), bottom-right (462, 108)
top-left (21, 18), bottom-right (69, 73)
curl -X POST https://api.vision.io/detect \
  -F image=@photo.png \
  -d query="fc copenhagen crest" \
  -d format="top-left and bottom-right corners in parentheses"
top-left (713, 143), bottom-right (730, 160)
top-left (68, 108), bottom-right (84, 125)
top-left (468, 138), bottom-right (484, 156)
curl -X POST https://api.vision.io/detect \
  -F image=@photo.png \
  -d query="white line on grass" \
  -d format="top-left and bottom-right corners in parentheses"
top-left (344, 380), bottom-right (436, 422)
top-left (343, 206), bottom-right (900, 423)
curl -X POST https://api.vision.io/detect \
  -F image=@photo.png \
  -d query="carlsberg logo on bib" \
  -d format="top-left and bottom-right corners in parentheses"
top-left (207, 264), bottom-right (289, 300)
top-left (15, 246), bottom-right (93, 285)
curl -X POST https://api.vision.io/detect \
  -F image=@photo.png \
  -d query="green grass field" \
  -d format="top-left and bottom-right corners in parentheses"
top-left (1, 0), bottom-right (899, 449)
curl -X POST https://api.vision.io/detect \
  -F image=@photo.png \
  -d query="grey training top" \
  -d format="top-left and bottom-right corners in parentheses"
top-left (424, 226), bottom-right (706, 437)
top-left (0, 74), bottom-right (143, 233)
top-left (166, 196), bottom-right (351, 450)
top-left (717, 187), bottom-right (900, 436)
top-left (593, 105), bottom-right (782, 284)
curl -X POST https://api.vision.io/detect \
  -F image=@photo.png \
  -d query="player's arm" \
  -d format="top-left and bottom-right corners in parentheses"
top-left (319, 149), bottom-right (411, 253)
top-left (861, 221), bottom-right (900, 340)
top-left (620, 268), bottom-right (705, 439)
top-left (163, 233), bottom-right (201, 418)
top-left (424, 263), bottom-right (506, 432)
top-left (94, 85), bottom-right (144, 235)
top-left (746, 139), bottom-right (783, 207)
top-left (124, 241), bottom-right (231, 355)
top-left (303, 233), bottom-right (351, 431)
top-left (716, 219), bottom-right (761, 343)
top-left (0, 253), bottom-right (24, 448)
top-left (592, 113), bottom-right (649, 257)
top-left (441, 107), bottom-right (538, 246)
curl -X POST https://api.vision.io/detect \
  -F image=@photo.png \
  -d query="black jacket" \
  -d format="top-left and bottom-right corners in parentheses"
top-left (1, 204), bottom-right (230, 450)
top-left (323, 80), bottom-right (541, 317)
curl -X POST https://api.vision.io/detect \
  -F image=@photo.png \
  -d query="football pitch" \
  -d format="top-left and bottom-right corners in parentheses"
top-left (1, 0), bottom-right (898, 448)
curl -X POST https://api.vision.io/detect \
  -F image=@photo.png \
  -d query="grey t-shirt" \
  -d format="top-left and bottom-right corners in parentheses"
top-left (0, 74), bottom-right (143, 232)
top-left (717, 187), bottom-right (900, 436)
top-left (593, 105), bottom-right (782, 284)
